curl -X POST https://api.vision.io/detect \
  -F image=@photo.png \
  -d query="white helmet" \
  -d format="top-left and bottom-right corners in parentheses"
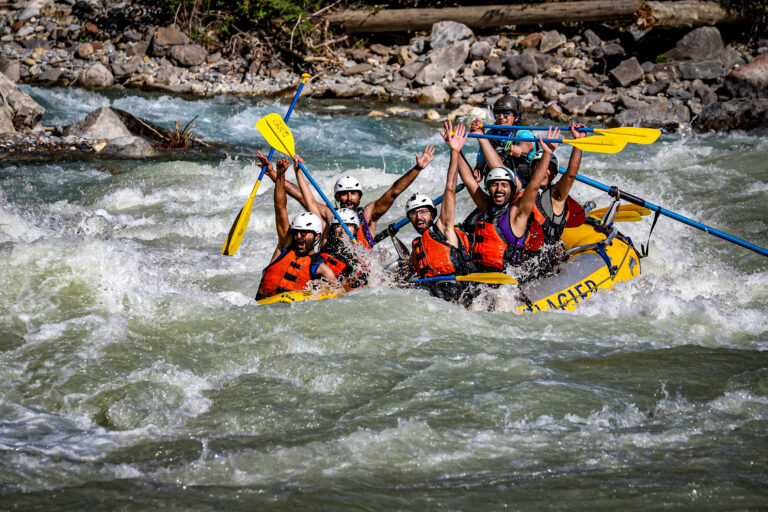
top-left (330, 208), bottom-right (360, 227)
top-left (334, 176), bottom-right (363, 197)
top-left (484, 166), bottom-right (517, 189)
top-left (532, 150), bottom-right (560, 170)
top-left (290, 212), bottom-right (323, 235)
top-left (405, 193), bottom-right (436, 216)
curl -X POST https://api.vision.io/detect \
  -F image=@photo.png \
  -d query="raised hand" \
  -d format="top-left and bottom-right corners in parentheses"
top-left (446, 122), bottom-right (469, 153)
top-left (256, 150), bottom-right (273, 171)
top-left (275, 158), bottom-right (290, 176)
top-left (470, 118), bottom-right (484, 134)
top-left (415, 144), bottom-right (436, 170)
top-left (538, 126), bottom-right (561, 155)
top-left (570, 123), bottom-right (587, 140)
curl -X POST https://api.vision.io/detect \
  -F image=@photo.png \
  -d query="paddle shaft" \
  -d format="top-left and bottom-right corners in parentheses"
top-left (410, 275), bottom-right (462, 283)
top-left (469, 133), bottom-right (564, 144)
top-left (296, 161), bottom-right (357, 241)
top-left (561, 167), bottom-right (768, 258)
top-left (483, 124), bottom-right (597, 133)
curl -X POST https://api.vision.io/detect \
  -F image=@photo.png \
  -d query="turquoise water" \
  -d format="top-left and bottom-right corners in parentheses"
top-left (1, 86), bottom-right (767, 510)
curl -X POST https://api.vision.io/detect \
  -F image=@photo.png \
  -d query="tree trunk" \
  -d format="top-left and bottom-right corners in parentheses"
top-left (634, 1), bottom-right (742, 28)
top-left (327, 1), bottom-right (642, 33)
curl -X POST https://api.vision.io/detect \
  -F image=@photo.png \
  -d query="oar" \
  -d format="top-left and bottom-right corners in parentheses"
top-left (560, 166), bottom-right (768, 258)
top-left (589, 211), bottom-right (644, 222)
top-left (410, 272), bottom-right (518, 285)
top-left (256, 113), bottom-right (357, 242)
top-left (482, 125), bottom-right (661, 145)
top-left (222, 73), bottom-right (310, 256)
top-left (467, 133), bottom-right (627, 154)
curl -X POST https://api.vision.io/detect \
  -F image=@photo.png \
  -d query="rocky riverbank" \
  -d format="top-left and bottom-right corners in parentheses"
top-left (1, 0), bottom-right (767, 159)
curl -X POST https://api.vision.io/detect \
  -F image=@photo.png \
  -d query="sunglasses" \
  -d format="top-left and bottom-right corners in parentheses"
top-left (495, 110), bottom-right (519, 117)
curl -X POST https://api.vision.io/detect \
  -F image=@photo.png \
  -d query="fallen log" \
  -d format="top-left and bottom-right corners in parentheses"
top-left (327, 0), bottom-right (743, 33)
top-left (327, 1), bottom-right (642, 32)
top-left (634, 1), bottom-right (743, 28)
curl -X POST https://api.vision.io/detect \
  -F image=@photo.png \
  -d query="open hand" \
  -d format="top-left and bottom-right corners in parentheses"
top-left (415, 144), bottom-right (436, 170)
top-left (445, 121), bottom-right (468, 153)
top-left (570, 123), bottom-right (587, 140)
top-left (538, 126), bottom-right (561, 156)
top-left (256, 150), bottom-right (274, 171)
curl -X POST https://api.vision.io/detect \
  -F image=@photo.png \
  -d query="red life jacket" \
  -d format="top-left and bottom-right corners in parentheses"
top-left (256, 249), bottom-right (321, 299)
top-left (410, 225), bottom-right (470, 278)
top-left (471, 207), bottom-right (544, 270)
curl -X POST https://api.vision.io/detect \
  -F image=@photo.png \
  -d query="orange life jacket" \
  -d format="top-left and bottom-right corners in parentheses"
top-left (353, 208), bottom-right (374, 248)
top-left (319, 253), bottom-right (348, 278)
top-left (471, 207), bottom-right (544, 270)
top-left (411, 226), bottom-right (470, 278)
top-left (256, 249), bottom-right (321, 299)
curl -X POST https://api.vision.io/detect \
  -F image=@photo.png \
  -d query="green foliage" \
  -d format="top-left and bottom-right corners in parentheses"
top-left (655, 54), bottom-right (670, 64)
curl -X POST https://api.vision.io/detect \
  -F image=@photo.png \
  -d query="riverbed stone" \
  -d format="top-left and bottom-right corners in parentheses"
top-left (588, 101), bottom-right (615, 115)
top-left (0, 59), bottom-right (20, 82)
top-left (76, 42), bottom-right (94, 59)
top-left (504, 53), bottom-right (537, 78)
top-left (78, 62), bottom-right (113, 87)
top-left (103, 135), bottom-right (155, 157)
top-left (507, 75), bottom-right (534, 95)
top-left (66, 106), bottom-right (132, 140)
top-left (414, 85), bottom-right (449, 104)
top-left (151, 26), bottom-right (189, 57)
top-left (414, 40), bottom-right (469, 86)
top-left (677, 59), bottom-right (724, 80)
top-left (0, 73), bottom-right (45, 133)
top-left (540, 30), bottom-right (566, 54)
top-left (169, 44), bottom-right (207, 67)
top-left (693, 98), bottom-right (768, 131)
top-left (727, 53), bottom-right (768, 96)
top-left (399, 61), bottom-right (424, 80)
top-left (485, 54), bottom-right (503, 75)
top-left (35, 66), bottom-right (63, 84)
top-left (111, 56), bottom-right (141, 78)
top-left (610, 57), bottom-right (644, 87)
top-left (431, 21), bottom-right (473, 52)
top-left (470, 41), bottom-right (491, 61)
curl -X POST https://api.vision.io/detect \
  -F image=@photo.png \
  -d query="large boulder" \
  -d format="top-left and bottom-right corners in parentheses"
top-left (151, 26), bottom-right (190, 57)
top-left (503, 52), bottom-right (537, 79)
top-left (727, 54), bottom-right (768, 98)
top-left (414, 40), bottom-right (470, 86)
top-left (111, 57), bottom-right (142, 79)
top-left (414, 85), bottom-right (450, 104)
top-left (0, 58), bottom-right (20, 82)
top-left (169, 44), bottom-right (207, 67)
top-left (614, 99), bottom-right (690, 129)
top-left (430, 21), bottom-right (473, 52)
top-left (610, 57), bottom-right (644, 87)
top-left (694, 98), bottom-right (768, 132)
top-left (78, 63), bottom-right (114, 87)
top-left (666, 27), bottom-right (724, 61)
top-left (539, 30), bottom-right (566, 53)
top-left (677, 59), bottom-right (725, 80)
top-left (0, 73), bottom-right (45, 134)
top-left (65, 106), bottom-right (132, 140)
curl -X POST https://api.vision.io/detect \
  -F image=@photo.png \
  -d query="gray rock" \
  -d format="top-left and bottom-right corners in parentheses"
top-left (722, 48), bottom-right (746, 73)
top-left (76, 43), bottom-right (94, 59)
top-left (470, 41), bottom-right (491, 61)
top-left (66, 106), bottom-right (132, 140)
top-left (609, 57), bottom-right (644, 88)
top-left (414, 85), bottom-right (449, 104)
top-left (103, 135), bottom-right (155, 158)
top-left (728, 53), bottom-right (768, 95)
top-left (155, 64), bottom-right (181, 85)
top-left (569, 69), bottom-right (600, 88)
top-left (614, 100), bottom-right (691, 128)
top-left (0, 73), bottom-right (45, 133)
top-left (485, 54), bottom-right (503, 75)
top-left (431, 21), bottom-right (473, 52)
top-left (21, 40), bottom-right (52, 50)
top-left (651, 62), bottom-right (680, 81)
top-left (363, 69), bottom-right (388, 85)
top-left (111, 56), bottom-right (141, 78)
top-left (78, 62), bottom-right (113, 87)
top-left (507, 75), bottom-right (534, 95)
top-left (539, 79), bottom-right (565, 101)
top-left (533, 52), bottom-right (557, 70)
top-left (169, 44), bottom-right (207, 67)
top-left (399, 61), bottom-right (424, 80)
top-left (540, 30), bottom-right (566, 54)
top-left (621, 95), bottom-right (650, 109)
top-left (693, 98), bottom-right (768, 132)
top-left (328, 79), bottom-right (373, 98)
top-left (151, 26), bottom-right (189, 57)
top-left (18, 0), bottom-right (46, 22)
top-left (583, 29), bottom-right (602, 47)
top-left (17, 25), bottom-right (35, 37)
top-left (667, 88), bottom-right (692, 100)
top-left (588, 101), bottom-right (615, 115)
top-left (646, 79), bottom-right (669, 95)
top-left (563, 93), bottom-right (604, 115)
top-left (125, 40), bottom-right (149, 58)
top-left (123, 29), bottom-right (143, 42)
top-left (677, 59), bottom-right (724, 80)
top-left (414, 40), bottom-right (470, 86)
top-left (504, 53), bottom-right (537, 78)
top-left (599, 43), bottom-right (625, 57)
top-left (35, 67), bottom-right (63, 84)
top-left (0, 59), bottom-right (20, 82)
top-left (343, 63), bottom-right (373, 76)
top-left (667, 27), bottom-right (724, 62)
top-left (409, 37), bottom-right (427, 55)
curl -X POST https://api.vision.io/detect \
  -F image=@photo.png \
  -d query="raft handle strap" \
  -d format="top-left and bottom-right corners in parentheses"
top-left (640, 209), bottom-right (661, 259)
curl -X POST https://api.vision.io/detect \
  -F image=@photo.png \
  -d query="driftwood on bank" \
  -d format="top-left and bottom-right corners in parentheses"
top-left (327, 0), bottom-right (742, 33)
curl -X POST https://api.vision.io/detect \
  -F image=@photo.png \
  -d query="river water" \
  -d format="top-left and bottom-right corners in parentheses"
top-left (1, 86), bottom-right (767, 510)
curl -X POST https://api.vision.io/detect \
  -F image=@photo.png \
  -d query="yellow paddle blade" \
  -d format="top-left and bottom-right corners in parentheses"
top-left (589, 211), bottom-right (644, 222)
top-left (222, 180), bottom-right (261, 255)
top-left (563, 135), bottom-right (626, 154)
top-left (256, 113), bottom-right (296, 157)
top-left (593, 127), bottom-right (661, 144)
top-left (456, 272), bottom-right (518, 285)
top-left (589, 204), bottom-right (652, 217)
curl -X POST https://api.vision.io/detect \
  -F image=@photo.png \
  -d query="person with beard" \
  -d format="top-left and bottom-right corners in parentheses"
top-left (458, 128), bottom-right (561, 282)
top-left (263, 145), bottom-right (437, 249)
top-left (403, 122), bottom-right (474, 304)
top-left (254, 152), bottom-right (337, 300)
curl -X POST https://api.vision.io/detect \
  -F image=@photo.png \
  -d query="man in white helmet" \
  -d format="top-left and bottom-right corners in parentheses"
top-left (406, 121), bottom-right (472, 281)
top-left (457, 128), bottom-right (561, 279)
top-left (265, 145), bottom-right (437, 248)
top-left (254, 151), bottom-right (337, 300)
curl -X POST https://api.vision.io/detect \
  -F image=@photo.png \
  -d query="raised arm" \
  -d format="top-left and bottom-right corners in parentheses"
top-left (293, 154), bottom-right (328, 230)
top-left (471, 119), bottom-right (504, 169)
top-left (437, 121), bottom-right (468, 246)
top-left (511, 127), bottom-right (560, 230)
top-left (264, 162), bottom-right (317, 211)
top-left (254, 150), bottom-right (292, 250)
top-left (552, 123), bottom-right (584, 204)
top-left (364, 144), bottom-right (436, 223)
top-left (457, 121), bottom-right (491, 211)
